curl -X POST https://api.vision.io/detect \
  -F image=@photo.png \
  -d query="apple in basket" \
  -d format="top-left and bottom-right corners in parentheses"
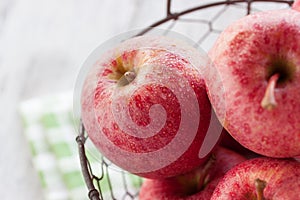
top-left (219, 129), bottom-right (260, 159)
top-left (293, 0), bottom-right (300, 12)
top-left (211, 157), bottom-right (300, 200)
top-left (207, 0), bottom-right (300, 158)
top-left (139, 147), bottom-right (246, 200)
top-left (80, 34), bottom-right (223, 179)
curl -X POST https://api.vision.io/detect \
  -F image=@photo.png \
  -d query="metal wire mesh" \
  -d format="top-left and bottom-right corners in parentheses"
top-left (76, 0), bottom-right (294, 199)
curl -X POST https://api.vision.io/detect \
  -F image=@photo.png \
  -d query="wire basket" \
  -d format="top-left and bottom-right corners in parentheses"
top-left (76, 0), bottom-right (294, 199)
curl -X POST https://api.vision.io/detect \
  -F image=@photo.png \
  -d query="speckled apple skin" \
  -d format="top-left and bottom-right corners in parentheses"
top-left (81, 35), bottom-right (218, 179)
top-left (211, 157), bottom-right (300, 200)
top-left (139, 147), bottom-right (246, 200)
top-left (219, 129), bottom-right (260, 159)
top-left (208, 8), bottom-right (300, 158)
top-left (293, 0), bottom-right (300, 12)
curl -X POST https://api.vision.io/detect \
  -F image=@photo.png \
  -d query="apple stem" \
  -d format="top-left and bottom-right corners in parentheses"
top-left (255, 178), bottom-right (267, 200)
top-left (261, 73), bottom-right (280, 111)
top-left (197, 154), bottom-right (216, 191)
top-left (124, 71), bottom-right (136, 83)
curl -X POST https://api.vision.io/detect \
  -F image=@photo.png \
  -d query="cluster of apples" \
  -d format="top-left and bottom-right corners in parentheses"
top-left (80, 1), bottom-right (300, 199)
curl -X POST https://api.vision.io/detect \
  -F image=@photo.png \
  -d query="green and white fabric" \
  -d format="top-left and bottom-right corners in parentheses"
top-left (19, 91), bottom-right (142, 200)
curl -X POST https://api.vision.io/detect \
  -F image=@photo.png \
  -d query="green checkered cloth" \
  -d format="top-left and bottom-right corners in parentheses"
top-left (19, 91), bottom-right (142, 200)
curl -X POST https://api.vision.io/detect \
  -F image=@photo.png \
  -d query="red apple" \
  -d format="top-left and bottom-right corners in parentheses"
top-left (293, 0), bottom-right (300, 12)
top-left (139, 146), bottom-right (246, 200)
top-left (211, 157), bottom-right (300, 200)
top-left (207, 3), bottom-right (300, 158)
top-left (219, 129), bottom-right (260, 159)
top-left (80, 34), bottom-right (223, 178)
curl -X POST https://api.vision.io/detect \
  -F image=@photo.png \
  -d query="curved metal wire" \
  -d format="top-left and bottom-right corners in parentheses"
top-left (76, 123), bottom-right (101, 200)
top-left (76, 0), bottom-right (294, 199)
top-left (136, 0), bottom-right (294, 36)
